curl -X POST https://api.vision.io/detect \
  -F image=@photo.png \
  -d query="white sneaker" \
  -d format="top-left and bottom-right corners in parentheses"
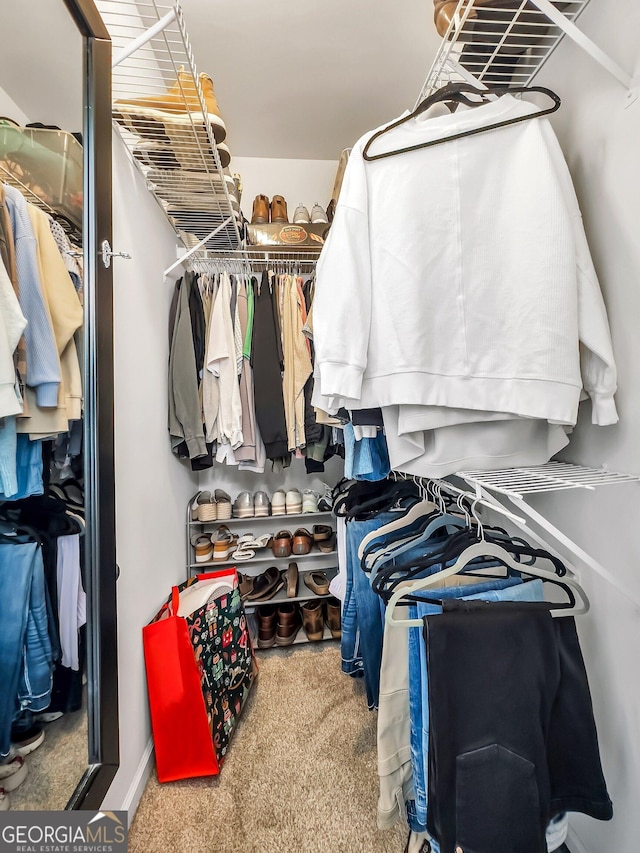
top-left (272, 490), bottom-right (286, 516)
top-left (310, 203), bottom-right (328, 224)
top-left (302, 490), bottom-right (319, 513)
top-left (0, 753), bottom-right (28, 792)
top-left (293, 203), bottom-right (310, 224)
top-left (285, 489), bottom-right (303, 515)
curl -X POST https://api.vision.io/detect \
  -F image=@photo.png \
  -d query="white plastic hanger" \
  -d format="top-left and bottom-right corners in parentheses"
top-left (385, 536), bottom-right (590, 627)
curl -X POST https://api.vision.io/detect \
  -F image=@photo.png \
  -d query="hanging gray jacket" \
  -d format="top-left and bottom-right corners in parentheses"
top-left (168, 273), bottom-right (207, 460)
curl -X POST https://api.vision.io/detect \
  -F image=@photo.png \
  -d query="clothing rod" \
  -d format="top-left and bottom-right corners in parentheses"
top-left (391, 473), bottom-right (526, 524)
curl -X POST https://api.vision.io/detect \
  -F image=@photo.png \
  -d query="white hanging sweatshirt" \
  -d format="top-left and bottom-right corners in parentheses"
top-left (312, 95), bottom-right (618, 427)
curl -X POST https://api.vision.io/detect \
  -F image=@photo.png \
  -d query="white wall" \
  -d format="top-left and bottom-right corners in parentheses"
top-left (531, 4), bottom-right (640, 850)
top-left (231, 155), bottom-right (338, 222)
top-left (101, 134), bottom-right (198, 815)
top-left (0, 85), bottom-right (29, 126)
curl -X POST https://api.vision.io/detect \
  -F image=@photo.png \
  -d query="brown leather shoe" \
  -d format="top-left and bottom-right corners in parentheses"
top-left (270, 194), bottom-right (288, 223)
top-left (302, 600), bottom-right (324, 642)
top-left (313, 524), bottom-right (332, 543)
top-left (251, 194), bottom-right (269, 224)
top-left (285, 562), bottom-right (299, 598)
top-left (292, 528), bottom-right (313, 556)
top-left (257, 604), bottom-right (277, 648)
top-left (325, 597), bottom-right (341, 639)
top-left (246, 566), bottom-right (284, 602)
top-left (274, 603), bottom-right (301, 646)
top-left (433, 0), bottom-right (476, 37)
top-left (303, 571), bottom-right (330, 596)
top-left (238, 571), bottom-right (254, 600)
top-left (271, 530), bottom-right (293, 558)
top-left (318, 533), bottom-right (336, 554)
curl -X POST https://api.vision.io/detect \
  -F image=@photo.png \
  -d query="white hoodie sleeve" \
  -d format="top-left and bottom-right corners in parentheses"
top-left (0, 257), bottom-right (27, 418)
top-left (542, 120), bottom-right (618, 426)
top-left (312, 145), bottom-right (372, 406)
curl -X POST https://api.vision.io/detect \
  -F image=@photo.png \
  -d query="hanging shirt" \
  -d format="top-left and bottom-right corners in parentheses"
top-left (311, 95), bottom-right (618, 428)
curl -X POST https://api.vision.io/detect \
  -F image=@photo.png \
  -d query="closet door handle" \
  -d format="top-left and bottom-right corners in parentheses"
top-left (100, 239), bottom-right (132, 268)
top-left (115, 562), bottom-right (121, 580)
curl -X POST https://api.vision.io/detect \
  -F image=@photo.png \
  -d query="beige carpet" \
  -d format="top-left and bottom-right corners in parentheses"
top-left (11, 707), bottom-right (88, 810)
top-left (129, 644), bottom-right (409, 853)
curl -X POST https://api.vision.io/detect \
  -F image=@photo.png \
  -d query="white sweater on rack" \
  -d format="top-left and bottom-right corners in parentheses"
top-left (0, 256), bottom-right (27, 419)
top-left (312, 95), bottom-right (618, 427)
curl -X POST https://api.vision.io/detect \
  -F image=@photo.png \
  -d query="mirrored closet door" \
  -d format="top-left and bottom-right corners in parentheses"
top-left (0, 0), bottom-right (118, 810)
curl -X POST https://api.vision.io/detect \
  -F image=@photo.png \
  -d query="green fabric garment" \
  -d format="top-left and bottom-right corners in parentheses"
top-left (243, 278), bottom-right (254, 359)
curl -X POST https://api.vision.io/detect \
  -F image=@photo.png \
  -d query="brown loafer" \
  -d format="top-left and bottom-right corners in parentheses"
top-left (257, 604), bottom-right (277, 648)
top-left (302, 600), bottom-right (324, 641)
top-left (317, 533), bottom-right (336, 554)
top-left (313, 524), bottom-right (332, 543)
top-left (285, 562), bottom-right (299, 598)
top-left (303, 571), bottom-right (330, 596)
top-left (325, 597), bottom-right (342, 639)
top-left (246, 566), bottom-right (284, 602)
top-left (274, 603), bottom-right (301, 646)
top-left (292, 528), bottom-right (313, 556)
top-left (271, 530), bottom-right (293, 558)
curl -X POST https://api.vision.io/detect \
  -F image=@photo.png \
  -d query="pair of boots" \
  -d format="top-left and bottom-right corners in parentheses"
top-left (251, 194), bottom-right (288, 225)
top-left (114, 66), bottom-right (231, 168)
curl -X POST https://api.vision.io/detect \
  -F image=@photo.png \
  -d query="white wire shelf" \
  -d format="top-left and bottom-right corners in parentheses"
top-left (458, 462), bottom-right (640, 499)
top-left (185, 247), bottom-right (323, 274)
top-left (98, 0), bottom-right (241, 252)
top-left (418, 0), bottom-right (592, 100)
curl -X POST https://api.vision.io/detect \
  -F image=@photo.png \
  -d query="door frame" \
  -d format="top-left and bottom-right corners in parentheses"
top-left (62, 0), bottom-right (119, 810)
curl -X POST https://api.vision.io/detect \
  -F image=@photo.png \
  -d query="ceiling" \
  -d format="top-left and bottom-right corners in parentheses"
top-left (180, 0), bottom-right (440, 160)
top-left (0, 0), bottom-right (440, 160)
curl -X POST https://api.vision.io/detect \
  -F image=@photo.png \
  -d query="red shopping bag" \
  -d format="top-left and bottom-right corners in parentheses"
top-left (143, 569), bottom-right (258, 782)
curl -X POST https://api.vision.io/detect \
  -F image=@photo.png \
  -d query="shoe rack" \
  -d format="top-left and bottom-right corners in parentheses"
top-left (418, 1), bottom-right (636, 106)
top-left (98, 0), bottom-right (242, 252)
top-left (185, 495), bottom-right (340, 647)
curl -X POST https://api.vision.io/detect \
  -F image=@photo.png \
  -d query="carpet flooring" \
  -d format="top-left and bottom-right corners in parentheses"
top-left (11, 707), bottom-right (88, 810)
top-left (129, 644), bottom-right (409, 853)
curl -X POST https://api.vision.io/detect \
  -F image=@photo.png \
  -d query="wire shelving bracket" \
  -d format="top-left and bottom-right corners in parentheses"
top-left (417, 0), bottom-right (637, 106)
top-left (453, 462), bottom-right (640, 609)
top-left (97, 0), bottom-right (241, 254)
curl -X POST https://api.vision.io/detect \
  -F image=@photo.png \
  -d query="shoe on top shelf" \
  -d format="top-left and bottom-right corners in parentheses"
top-left (113, 66), bottom-right (227, 144)
top-left (251, 194), bottom-right (269, 224)
top-left (317, 483), bottom-right (334, 512)
top-left (254, 491), bottom-right (270, 517)
top-left (310, 202), bottom-right (328, 224)
top-left (233, 491), bottom-right (254, 518)
top-left (302, 489), bottom-right (319, 513)
top-left (270, 195), bottom-right (289, 224)
top-left (293, 203), bottom-right (310, 224)
top-left (272, 490), bottom-right (286, 516)
top-left (285, 489), bottom-right (302, 515)
top-left (214, 489), bottom-right (232, 520)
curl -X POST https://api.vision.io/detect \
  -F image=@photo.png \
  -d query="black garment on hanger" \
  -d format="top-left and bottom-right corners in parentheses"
top-left (251, 271), bottom-right (290, 461)
top-left (187, 271), bottom-right (205, 384)
top-left (424, 601), bottom-right (612, 853)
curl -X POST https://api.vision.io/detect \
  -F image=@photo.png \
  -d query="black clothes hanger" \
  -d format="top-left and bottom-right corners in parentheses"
top-left (362, 82), bottom-right (561, 162)
top-left (372, 527), bottom-right (567, 604)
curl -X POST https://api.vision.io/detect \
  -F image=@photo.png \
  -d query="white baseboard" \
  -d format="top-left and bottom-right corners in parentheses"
top-left (121, 738), bottom-right (155, 825)
top-left (566, 826), bottom-right (590, 853)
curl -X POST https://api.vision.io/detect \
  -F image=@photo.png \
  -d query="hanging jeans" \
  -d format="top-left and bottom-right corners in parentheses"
top-left (424, 601), bottom-right (613, 853)
top-left (0, 537), bottom-right (53, 759)
top-left (405, 575), bottom-right (525, 835)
